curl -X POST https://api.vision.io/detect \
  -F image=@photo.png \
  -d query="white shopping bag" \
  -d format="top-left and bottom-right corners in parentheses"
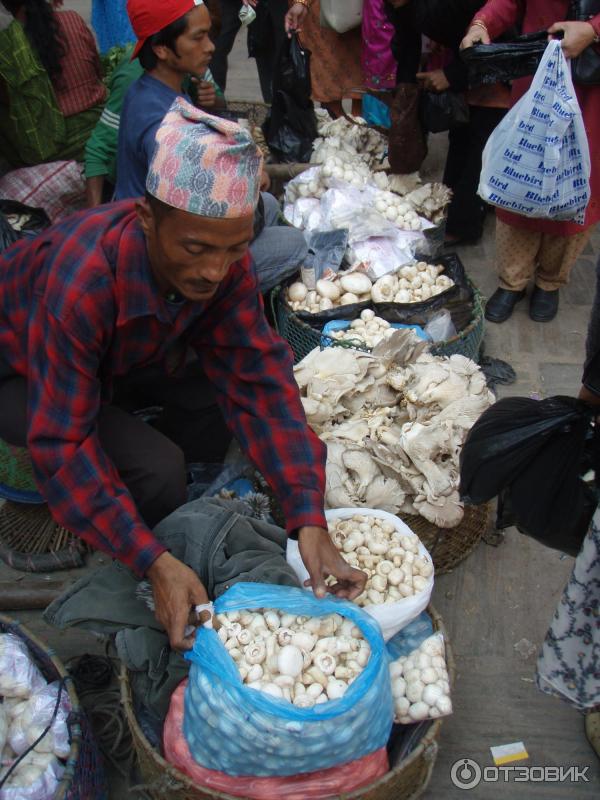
top-left (479, 40), bottom-right (590, 224)
top-left (320, 0), bottom-right (363, 34)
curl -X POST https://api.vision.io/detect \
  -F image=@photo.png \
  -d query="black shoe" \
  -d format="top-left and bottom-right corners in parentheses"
top-left (529, 286), bottom-right (559, 322)
top-left (484, 288), bottom-right (526, 323)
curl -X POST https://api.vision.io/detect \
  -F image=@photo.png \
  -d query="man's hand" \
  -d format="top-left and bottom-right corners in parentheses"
top-left (298, 526), bottom-right (367, 600)
top-left (147, 552), bottom-right (210, 651)
top-left (461, 23), bottom-right (490, 49)
top-left (416, 69), bottom-right (451, 93)
top-left (548, 21), bottom-right (597, 59)
top-left (285, 3), bottom-right (309, 36)
top-left (194, 80), bottom-right (217, 108)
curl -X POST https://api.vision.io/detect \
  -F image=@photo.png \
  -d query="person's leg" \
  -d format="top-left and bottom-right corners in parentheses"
top-left (530, 228), bottom-right (594, 322)
top-left (209, 0), bottom-right (243, 92)
top-left (485, 219), bottom-right (541, 323)
top-left (254, 0), bottom-right (288, 103)
top-left (445, 106), bottom-right (506, 243)
top-left (250, 193), bottom-right (308, 292)
top-left (0, 374), bottom-right (187, 528)
top-left (112, 359), bottom-right (233, 464)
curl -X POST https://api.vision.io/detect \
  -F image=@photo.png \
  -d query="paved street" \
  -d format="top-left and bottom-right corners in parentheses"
top-left (4, 5), bottom-right (599, 797)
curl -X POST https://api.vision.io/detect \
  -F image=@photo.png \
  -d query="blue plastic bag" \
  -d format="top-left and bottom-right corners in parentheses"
top-left (184, 583), bottom-right (393, 776)
top-left (362, 94), bottom-right (392, 129)
top-left (385, 612), bottom-right (434, 661)
top-left (321, 319), bottom-right (429, 350)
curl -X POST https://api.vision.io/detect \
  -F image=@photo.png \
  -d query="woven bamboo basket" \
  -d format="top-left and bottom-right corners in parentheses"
top-left (120, 605), bottom-right (453, 800)
top-left (0, 614), bottom-right (107, 799)
top-left (400, 504), bottom-right (490, 574)
top-left (271, 282), bottom-right (485, 365)
top-left (0, 439), bottom-right (86, 571)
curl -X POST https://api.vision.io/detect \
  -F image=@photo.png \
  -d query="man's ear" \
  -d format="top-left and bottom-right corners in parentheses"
top-left (135, 196), bottom-right (155, 237)
top-left (152, 43), bottom-right (171, 63)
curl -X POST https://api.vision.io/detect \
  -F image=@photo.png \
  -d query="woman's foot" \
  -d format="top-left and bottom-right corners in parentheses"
top-left (585, 710), bottom-right (600, 759)
top-left (484, 288), bottom-right (526, 323)
top-left (529, 286), bottom-right (559, 322)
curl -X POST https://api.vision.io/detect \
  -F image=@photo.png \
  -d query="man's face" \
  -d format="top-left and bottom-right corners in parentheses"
top-left (159, 5), bottom-right (215, 77)
top-left (137, 199), bottom-right (254, 302)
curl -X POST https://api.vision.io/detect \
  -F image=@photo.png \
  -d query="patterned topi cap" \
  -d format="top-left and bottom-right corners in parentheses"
top-left (146, 98), bottom-right (264, 219)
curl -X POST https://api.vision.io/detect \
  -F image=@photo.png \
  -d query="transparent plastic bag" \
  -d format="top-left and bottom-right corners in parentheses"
top-left (287, 509), bottom-right (434, 641)
top-left (164, 680), bottom-right (390, 799)
top-left (184, 583), bottom-right (393, 776)
top-left (423, 310), bottom-right (456, 343)
top-left (8, 682), bottom-right (71, 759)
top-left (0, 635), bottom-right (45, 699)
top-left (479, 41), bottom-right (590, 223)
top-left (385, 612), bottom-right (434, 660)
top-left (0, 753), bottom-right (63, 800)
top-left (388, 633), bottom-right (452, 723)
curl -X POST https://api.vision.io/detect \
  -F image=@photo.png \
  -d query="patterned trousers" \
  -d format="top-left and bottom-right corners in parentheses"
top-left (496, 219), bottom-right (594, 292)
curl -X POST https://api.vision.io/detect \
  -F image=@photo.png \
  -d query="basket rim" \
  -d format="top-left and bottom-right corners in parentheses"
top-left (0, 613), bottom-right (82, 797)
top-left (121, 604), bottom-right (454, 800)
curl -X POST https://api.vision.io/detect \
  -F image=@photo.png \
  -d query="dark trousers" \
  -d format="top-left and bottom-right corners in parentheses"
top-left (443, 105), bottom-right (506, 241)
top-left (210, 0), bottom-right (288, 102)
top-left (0, 363), bottom-right (232, 530)
top-left (210, 0), bottom-right (243, 93)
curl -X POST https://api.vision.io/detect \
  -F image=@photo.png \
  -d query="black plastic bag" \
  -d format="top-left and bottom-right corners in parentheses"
top-left (263, 33), bottom-right (317, 163)
top-left (373, 253), bottom-right (474, 330)
top-left (460, 396), bottom-right (597, 556)
top-left (420, 91), bottom-right (470, 134)
top-left (0, 200), bottom-right (50, 240)
top-left (0, 213), bottom-right (19, 253)
top-left (460, 30), bottom-right (548, 87)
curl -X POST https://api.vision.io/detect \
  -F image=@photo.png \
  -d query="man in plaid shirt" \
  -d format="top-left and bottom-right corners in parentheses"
top-left (0, 99), bottom-right (365, 649)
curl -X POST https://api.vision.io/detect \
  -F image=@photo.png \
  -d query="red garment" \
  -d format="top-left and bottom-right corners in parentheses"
top-left (473, 0), bottom-right (600, 235)
top-left (0, 202), bottom-right (327, 576)
top-left (53, 11), bottom-right (106, 117)
top-left (126, 0), bottom-right (198, 59)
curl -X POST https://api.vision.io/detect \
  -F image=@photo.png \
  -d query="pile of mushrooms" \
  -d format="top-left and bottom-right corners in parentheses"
top-left (327, 310), bottom-right (395, 350)
top-left (373, 191), bottom-right (422, 231)
top-left (286, 272), bottom-right (373, 313)
top-left (294, 332), bottom-right (494, 527)
top-left (389, 634), bottom-right (452, 722)
top-left (216, 608), bottom-right (371, 706)
top-left (311, 113), bottom-right (388, 170)
top-left (371, 263), bottom-right (454, 304)
top-left (286, 262), bottom-right (453, 314)
top-left (327, 515), bottom-right (433, 607)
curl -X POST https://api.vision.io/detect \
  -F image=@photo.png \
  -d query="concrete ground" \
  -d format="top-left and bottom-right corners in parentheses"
top-left (2, 5), bottom-right (599, 798)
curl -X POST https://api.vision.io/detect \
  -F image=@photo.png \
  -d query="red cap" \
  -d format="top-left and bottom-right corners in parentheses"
top-left (127, 0), bottom-right (204, 59)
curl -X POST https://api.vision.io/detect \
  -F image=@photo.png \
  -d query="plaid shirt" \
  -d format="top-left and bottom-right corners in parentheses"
top-left (0, 202), bottom-right (326, 575)
top-left (53, 11), bottom-right (106, 117)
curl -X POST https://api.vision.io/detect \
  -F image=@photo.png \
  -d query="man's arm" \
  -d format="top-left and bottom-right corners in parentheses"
top-left (190, 257), bottom-right (366, 599)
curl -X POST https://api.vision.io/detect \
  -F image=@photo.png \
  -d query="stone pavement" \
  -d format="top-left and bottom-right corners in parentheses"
top-left (4, 6), bottom-right (599, 798)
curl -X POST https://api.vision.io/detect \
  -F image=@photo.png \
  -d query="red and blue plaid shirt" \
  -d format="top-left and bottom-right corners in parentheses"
top-left (0, 201), bottom-right (326, 575)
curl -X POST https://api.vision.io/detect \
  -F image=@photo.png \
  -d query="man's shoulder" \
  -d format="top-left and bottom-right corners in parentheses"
top-left (43, 202), bottom-right (140, 322)
top-left (123, 73), bottom-right (177, 118)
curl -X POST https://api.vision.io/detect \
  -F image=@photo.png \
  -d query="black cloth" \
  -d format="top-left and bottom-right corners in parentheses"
top-left (583, 254), bottom-right (600, 396)
top-left (248, 0), bottom-right (288, 103)
top-left (0, 360), bottom-right (232, 528)
top-left (209, 0), bottom-right (243, 92)
top-left (443, 105), bottom-right (506, 240)
top-left (385, 0), bottom-right (484, 83)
